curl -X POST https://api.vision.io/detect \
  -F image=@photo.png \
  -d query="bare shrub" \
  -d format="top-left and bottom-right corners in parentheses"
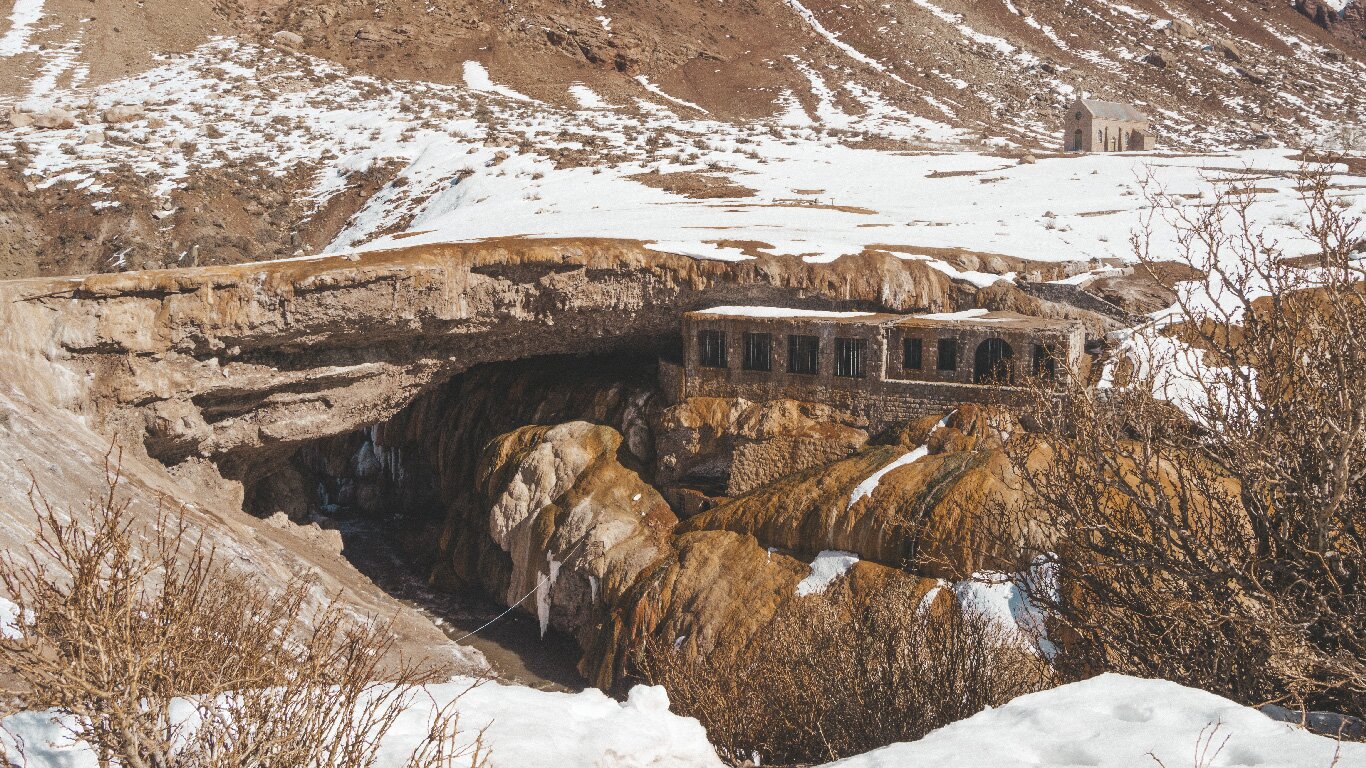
top-left (631, 577), bottom-right (1050, 765)
top-left (997, 162), bottom-right (1366, 715)
top-left (0, 462), bottom-right (488, 768)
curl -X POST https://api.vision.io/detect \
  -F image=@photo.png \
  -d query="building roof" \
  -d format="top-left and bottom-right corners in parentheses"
top-left (1079, 98), bottom-right (1149, 122)
top-left (687, 306), bottom-right (903, 324)
top-left (895, 309), bottom-right (1084, 332)
top-left (687, 306), bottom-right (1083, 332)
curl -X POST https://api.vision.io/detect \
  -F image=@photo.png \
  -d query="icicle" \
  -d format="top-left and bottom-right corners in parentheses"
top-left (536, 553), bottom-right (563, 638)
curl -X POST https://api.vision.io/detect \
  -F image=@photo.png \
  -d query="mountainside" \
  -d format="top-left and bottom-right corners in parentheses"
top-left (2, 0), bottom-right (1364, 280)
top-left (4, 0), bottom-right (1364, 142)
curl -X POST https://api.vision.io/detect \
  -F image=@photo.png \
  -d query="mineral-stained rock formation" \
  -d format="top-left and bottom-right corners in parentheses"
top-left (582, 528), bottom-right (950, 690)
top-left (0, 238), bottom-right (962, 480)
top-left (473, 422), bottom-right (677, 646)
top-left (0, 236), bottom-right (1077, 689)
top-left (654, 396), bottom-right (869, 500)
top-left (680, 405), bottom-right (1044, 577)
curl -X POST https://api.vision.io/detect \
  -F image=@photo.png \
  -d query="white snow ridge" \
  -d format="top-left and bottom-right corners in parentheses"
top-left (824, 674), bottom-right (1366, 768)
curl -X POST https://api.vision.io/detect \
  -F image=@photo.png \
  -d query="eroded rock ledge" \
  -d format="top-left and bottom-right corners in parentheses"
top-left (1, 237), bottom-right (980, 475)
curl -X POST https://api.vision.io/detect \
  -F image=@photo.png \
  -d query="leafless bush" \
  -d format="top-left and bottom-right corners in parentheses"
top-left (0, 462), bottom-right (488, 768)
top-left (631, 577), bottom-right (1049, 765)
top-left (996, 161), bottom-right (1366, 715)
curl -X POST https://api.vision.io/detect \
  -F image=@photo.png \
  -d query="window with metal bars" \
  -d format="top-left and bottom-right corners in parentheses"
top-left (937, 338), bottom-right (958, 371)
top-left (1032, 343), bottom-right (1057, 380)
top-left (903, 337), bottom-right (923, 371)
top-left (697, 330), bottom-right (726, 368)
top-left (742, 332), bottom-right (772, 372)
top-left (788, 334), bottom-right (819, 375)
top-left (835, 337), bottom-right (867, 378)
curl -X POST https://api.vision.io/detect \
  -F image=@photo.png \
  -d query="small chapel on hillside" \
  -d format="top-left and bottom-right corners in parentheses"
top-left (1064, 97), bottom-right (1155, 153)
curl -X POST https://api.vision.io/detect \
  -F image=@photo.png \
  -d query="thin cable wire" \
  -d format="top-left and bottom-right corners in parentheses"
top-left (449, 536), bottom-right (590, 644)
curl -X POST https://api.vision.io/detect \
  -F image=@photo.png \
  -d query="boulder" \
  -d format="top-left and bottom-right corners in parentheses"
top-left (7, 109), bottom-right (33, 128)
top-left (272, 30), bottom-right (305, 48)
top-left (1214, 37), bottom-right (1244, 61)
top-left (102, 104), bottom-right (144, 124)
top-left (1142, 52), bottom-right (1167, 68)
top-left (30, 108), bottom-right (77, 129)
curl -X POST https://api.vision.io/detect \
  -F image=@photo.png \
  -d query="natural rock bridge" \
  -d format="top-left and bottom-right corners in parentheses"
top-left (2, 238), bottom-right (975, 472)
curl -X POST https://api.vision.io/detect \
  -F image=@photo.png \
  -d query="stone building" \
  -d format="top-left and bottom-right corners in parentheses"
top-left (675, 306), bottom-right (1089, 433)
top-left (1065, 98), bottom-right (1155, 152)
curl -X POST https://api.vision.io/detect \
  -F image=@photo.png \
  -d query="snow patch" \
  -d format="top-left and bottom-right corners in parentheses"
top-left (795, 550), bottom-right (860, 596)
top-left (952, 568), bottom-right (1056, 657)
top-left (568, 84), bottom-right (609, 109)
top-left (0, 597), bottom-right (23, 640)
top-left (462, 61), bottom-right (531, 101)
top-left (634, 75), bottom-right (708, 113)
top-left (782, 0), bottom-right (907, 84)
top-left (913, 308), bottom-right (991, 321)
top-left (1, 678), bottom-right (726, 768)
top-left (644, 241), bottom-right (750, 261)
top-left (0, 0), bottom-right (43, 57)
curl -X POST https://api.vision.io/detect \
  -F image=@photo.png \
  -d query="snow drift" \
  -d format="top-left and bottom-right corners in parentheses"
top-left (823, 673), bottom-right (1365, 768)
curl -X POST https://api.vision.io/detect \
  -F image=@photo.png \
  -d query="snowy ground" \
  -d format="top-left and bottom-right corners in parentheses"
top-left (5, 673), bottom-right (1359, 768)
top-left (826, 674), bottom-right (1366, 768)
top-left (2, 39), bottom-right (1362, 284)
top-left (0, 679), bottom-right (725, 768)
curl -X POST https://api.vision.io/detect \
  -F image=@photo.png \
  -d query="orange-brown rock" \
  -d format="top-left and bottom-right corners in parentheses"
top-left (473, 422), bottom-right (678, 646)
top-left (655, 396), bottom-right (869, 497)
top-left (679, 405), bottom-right (1046, 577)
top-left (583, 528), bottom-right (945, 689)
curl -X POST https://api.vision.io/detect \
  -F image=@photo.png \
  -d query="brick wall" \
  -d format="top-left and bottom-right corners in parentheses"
top-left (681, 365), bottom-right (1038, 434)
top-left (677, 313), bottom-right (1078, 433)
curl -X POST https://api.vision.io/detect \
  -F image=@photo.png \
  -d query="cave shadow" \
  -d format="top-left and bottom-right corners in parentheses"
top-left (331, 515), bottom-right (590, 692)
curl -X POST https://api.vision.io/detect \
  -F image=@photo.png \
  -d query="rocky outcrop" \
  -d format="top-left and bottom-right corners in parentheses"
top-left (584, 528), bottom-right (949, 690)
top-left (0, 238), bottom-right (963, 480)
top-left (654, 396), bottom-right (869, 500)
top-left (680, 405), bottom-right (1044, 577)
top-left (0, 364), bottom-right (477, 677)
top-left (473, 422), bottom-right (676, 647)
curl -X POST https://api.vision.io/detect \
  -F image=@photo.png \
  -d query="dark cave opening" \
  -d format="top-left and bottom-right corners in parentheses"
top-left (240, 350), bottom-right (671, 690)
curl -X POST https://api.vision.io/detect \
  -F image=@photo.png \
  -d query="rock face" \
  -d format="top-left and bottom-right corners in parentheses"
top-left (444, 398), bottom-right (1023, 689)
top-left (0, 354), bottom-right (478, 677)
top-left (584, 528), bottom-right (949, 690)
top-left (474, 422), bottom-right (676, 646)
top-left (680, 405), bottom-right (1041, 578)
top-left (0, 238), bottom-right (964, 480)
top-left (0, 238), bottom-right (1060, 694)
top-left (654, 397), bottom-right (869, 499)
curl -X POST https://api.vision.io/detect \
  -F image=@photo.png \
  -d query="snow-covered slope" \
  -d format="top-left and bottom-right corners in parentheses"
top-left (823, 674), bottom-right (1366, 768)
top-left (3, 40), bottom-right (1362, 282)
top-left (2, 0), bottom-right (1362, 149)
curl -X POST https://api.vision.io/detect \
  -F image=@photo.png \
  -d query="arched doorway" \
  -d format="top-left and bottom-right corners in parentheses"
top-left (1072, 129), bottom-right (1083, 151)
top-left (974, 338), bottom-right (1014, 384)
